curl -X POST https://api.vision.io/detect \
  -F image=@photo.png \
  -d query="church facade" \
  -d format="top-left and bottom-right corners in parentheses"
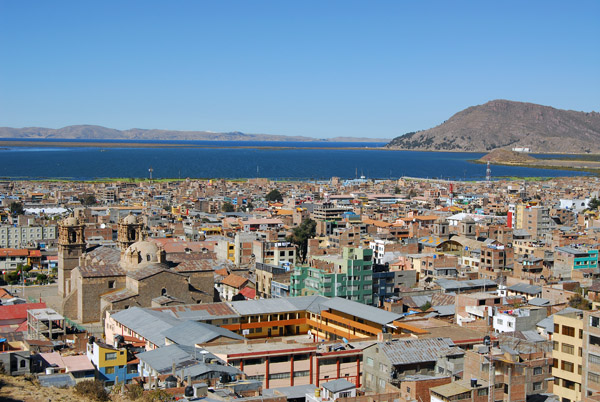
top-left (59, 214), bottom-right (216, 323)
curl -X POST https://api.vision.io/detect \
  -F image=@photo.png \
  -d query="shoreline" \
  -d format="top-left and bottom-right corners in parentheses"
top-left (3, 140), bottom-right (600, 156)
top-left (0, 140), bottom-right (386, 151)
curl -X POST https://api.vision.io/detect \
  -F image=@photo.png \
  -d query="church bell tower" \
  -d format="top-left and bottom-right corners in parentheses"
top-left (58, 216), bottom-right (86, 297)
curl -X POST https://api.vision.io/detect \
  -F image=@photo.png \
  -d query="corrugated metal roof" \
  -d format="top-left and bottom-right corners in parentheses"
top-left (229, 295), bottom-right (327, 316)
top-left (321, 297), bottom-right (402, 325)
top-left (507, 283), bottom-right (542, 295)
top-left (161, 321), bottom-right (244, 346)
top-left (376, 337), bottom-right (460, 365)
top-left (111, 307), bottom-right (181, 346)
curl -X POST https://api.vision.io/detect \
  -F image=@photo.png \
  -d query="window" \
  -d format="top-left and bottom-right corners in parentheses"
top-left (589, 354), bottom-right (600, 365)
top-left (367, 357), bottom-right (374, 367)
top-left (533, 367), bottom-right (543, 375)
top-left (590, 335), bottom-right (600, 347)
top-left (20, 360), bottom-right (26, 368)
top-left (379, 363), bottom-right (388, 373)
top-left (589, 372), bottom-right (600, 384)
top-left (533, 382), bottom-right (542, 391)
top-left (105, 367), bottom-right (115, 374)
top-left (477, 388), bottom-right (488, 396)
top-left (553, 341), bottom-right (559, 351)
top-left (108, 280), bottom-right (115, 289)
top-left (591, 316), bottom-right (600, 328)
top-left (561, 361), bottom-right (574, 373)
top-left (562, 325), bottom-right (575, 337)
top-left (105, 352), bottom-right (117, 360)
top-left (562, 343), bottom-right (574, 355)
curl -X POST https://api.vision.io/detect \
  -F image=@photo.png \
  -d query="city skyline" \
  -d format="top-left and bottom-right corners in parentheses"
top-left (1, 1), bottom-right (599, 138)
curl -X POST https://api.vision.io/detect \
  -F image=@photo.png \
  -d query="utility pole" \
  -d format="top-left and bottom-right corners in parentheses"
top-left (486, 161), bottom-right (491, 183)
top-left (148, 167), bottom-right (153, 182)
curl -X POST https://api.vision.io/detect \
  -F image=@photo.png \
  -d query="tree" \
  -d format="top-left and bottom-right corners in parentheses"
top-left (81, 194), bottom-right (97, 206)
top-left (568, 293), bottom-right (591, 310)
top-left (9, 201), bottom-right (24, 216)
top-left (265, 189), bottom-right (283, 202)
top-left (36, 273), bottom-right (48, 284)
top-left (589, 197), bottom-right (600, 211)
top-left (222, 202), bottom-right (235, 212)
top-left (287, 219), bottom-right (317, 263)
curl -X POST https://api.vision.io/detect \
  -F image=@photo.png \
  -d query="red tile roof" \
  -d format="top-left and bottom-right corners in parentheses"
top-left (0, 302), bottom-right (46, 322)
top-left (221, 274), bottom-right (248, 289)
top-left (239, 287), bottom-right (256, 300)
top-left (0, 249), bottom-right (29, 258)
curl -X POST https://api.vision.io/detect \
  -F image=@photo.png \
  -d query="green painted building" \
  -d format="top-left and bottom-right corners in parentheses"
top-left (290, 247), bottom-right (374, 305)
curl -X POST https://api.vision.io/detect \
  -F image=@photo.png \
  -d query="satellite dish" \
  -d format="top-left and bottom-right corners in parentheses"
top-left (100, 223), bottom-right (106, 229)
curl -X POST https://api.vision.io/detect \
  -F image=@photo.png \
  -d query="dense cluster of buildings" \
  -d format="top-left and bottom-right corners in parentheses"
top-left (2, 175), bottom-right (600, 401)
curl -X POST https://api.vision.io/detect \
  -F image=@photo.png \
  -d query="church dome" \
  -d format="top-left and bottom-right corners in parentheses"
top-left (124, 241), bottom-right (160, 263)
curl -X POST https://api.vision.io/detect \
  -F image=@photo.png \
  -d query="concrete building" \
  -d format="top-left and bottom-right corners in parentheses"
top-left (27, 308), bottom-right (65, 341)
top-left (582, 310), bottom-right (600, 400)
top-left (255, 262), bottom-right (291, 299)
top-left (362, 338), bottom-right (464, 393)
top-left (87, 340), bottom-right (139, 386)
top-left (492, 307), bottom-right (547, 334)
top-left (552, 309), bottom-right (584, 402)
top-left (0, 223), bottom-right (57, 248)
top-left (291, 248), bottom-right (374, 305)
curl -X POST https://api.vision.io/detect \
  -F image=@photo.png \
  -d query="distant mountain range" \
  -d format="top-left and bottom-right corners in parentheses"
top-left (386, 100), bottom-right (600, 153)
top-left (0, 125), bottom-right (390, 143)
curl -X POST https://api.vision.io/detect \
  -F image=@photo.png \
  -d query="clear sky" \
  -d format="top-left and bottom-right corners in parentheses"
top-left (0, 1), bottom-right (598, 139)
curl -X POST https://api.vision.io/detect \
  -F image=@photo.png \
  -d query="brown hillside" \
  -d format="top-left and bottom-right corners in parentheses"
top-left (387, 100), bottom-right (600, 153)
top-left (478, 149), bottom-right (537, 164)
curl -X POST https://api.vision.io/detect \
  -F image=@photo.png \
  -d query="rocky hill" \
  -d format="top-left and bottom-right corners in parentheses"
top-left (386, 100), bottom-right (600, 153)
top-left (478, 149), bottom-right (537, 164)
top-left (0, 125), bottom-right (390, 143)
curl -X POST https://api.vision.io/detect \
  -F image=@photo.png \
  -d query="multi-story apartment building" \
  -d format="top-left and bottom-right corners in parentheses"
top-left (255, 262), bottom-right (291, 299)
top-left (582, 310), bottom-right (600, 401)
top-left (553, 310), bottom-right (584, 402)
top-left (0, 223), bottom-right (57, 248)
top-left (511, 205), bottom-right (553, 240)
top-left (291, 247), bottom-right (374, 305)
top-left (311, 202), bottom-right (350, 222)
top-left (555, 246), bottom-right (599, 279)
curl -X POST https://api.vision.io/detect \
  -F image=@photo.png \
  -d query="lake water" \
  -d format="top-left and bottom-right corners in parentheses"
top-left (0, 140), bottom-right (589, 181)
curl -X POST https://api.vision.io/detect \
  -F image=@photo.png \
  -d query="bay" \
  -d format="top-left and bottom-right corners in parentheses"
top-left (0, 140), bottom-right (589, 181)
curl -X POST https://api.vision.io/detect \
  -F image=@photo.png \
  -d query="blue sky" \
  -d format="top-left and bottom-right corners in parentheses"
top-left (0, 1), bottom-right (598, 138)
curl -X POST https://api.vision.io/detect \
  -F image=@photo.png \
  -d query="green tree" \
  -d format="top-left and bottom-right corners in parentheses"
top-left (36, 273), bottom-right (48, 284)
top-left (7, 270), bottom-right (20, 285)
top-left (9, 201), bottom-right (24, 216)
top-left (589, 197), bottom-right (600, 211)
top-left (222, 202), bottom-right (235, 212)
top-left (81, 194), bottom-right (97, 206)
top-left (287, 218), bottom-right (317, 263)
top-left (265, 189), bottom-right (283, 202)
top-left (568, 293), bottom-right (591, 310)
